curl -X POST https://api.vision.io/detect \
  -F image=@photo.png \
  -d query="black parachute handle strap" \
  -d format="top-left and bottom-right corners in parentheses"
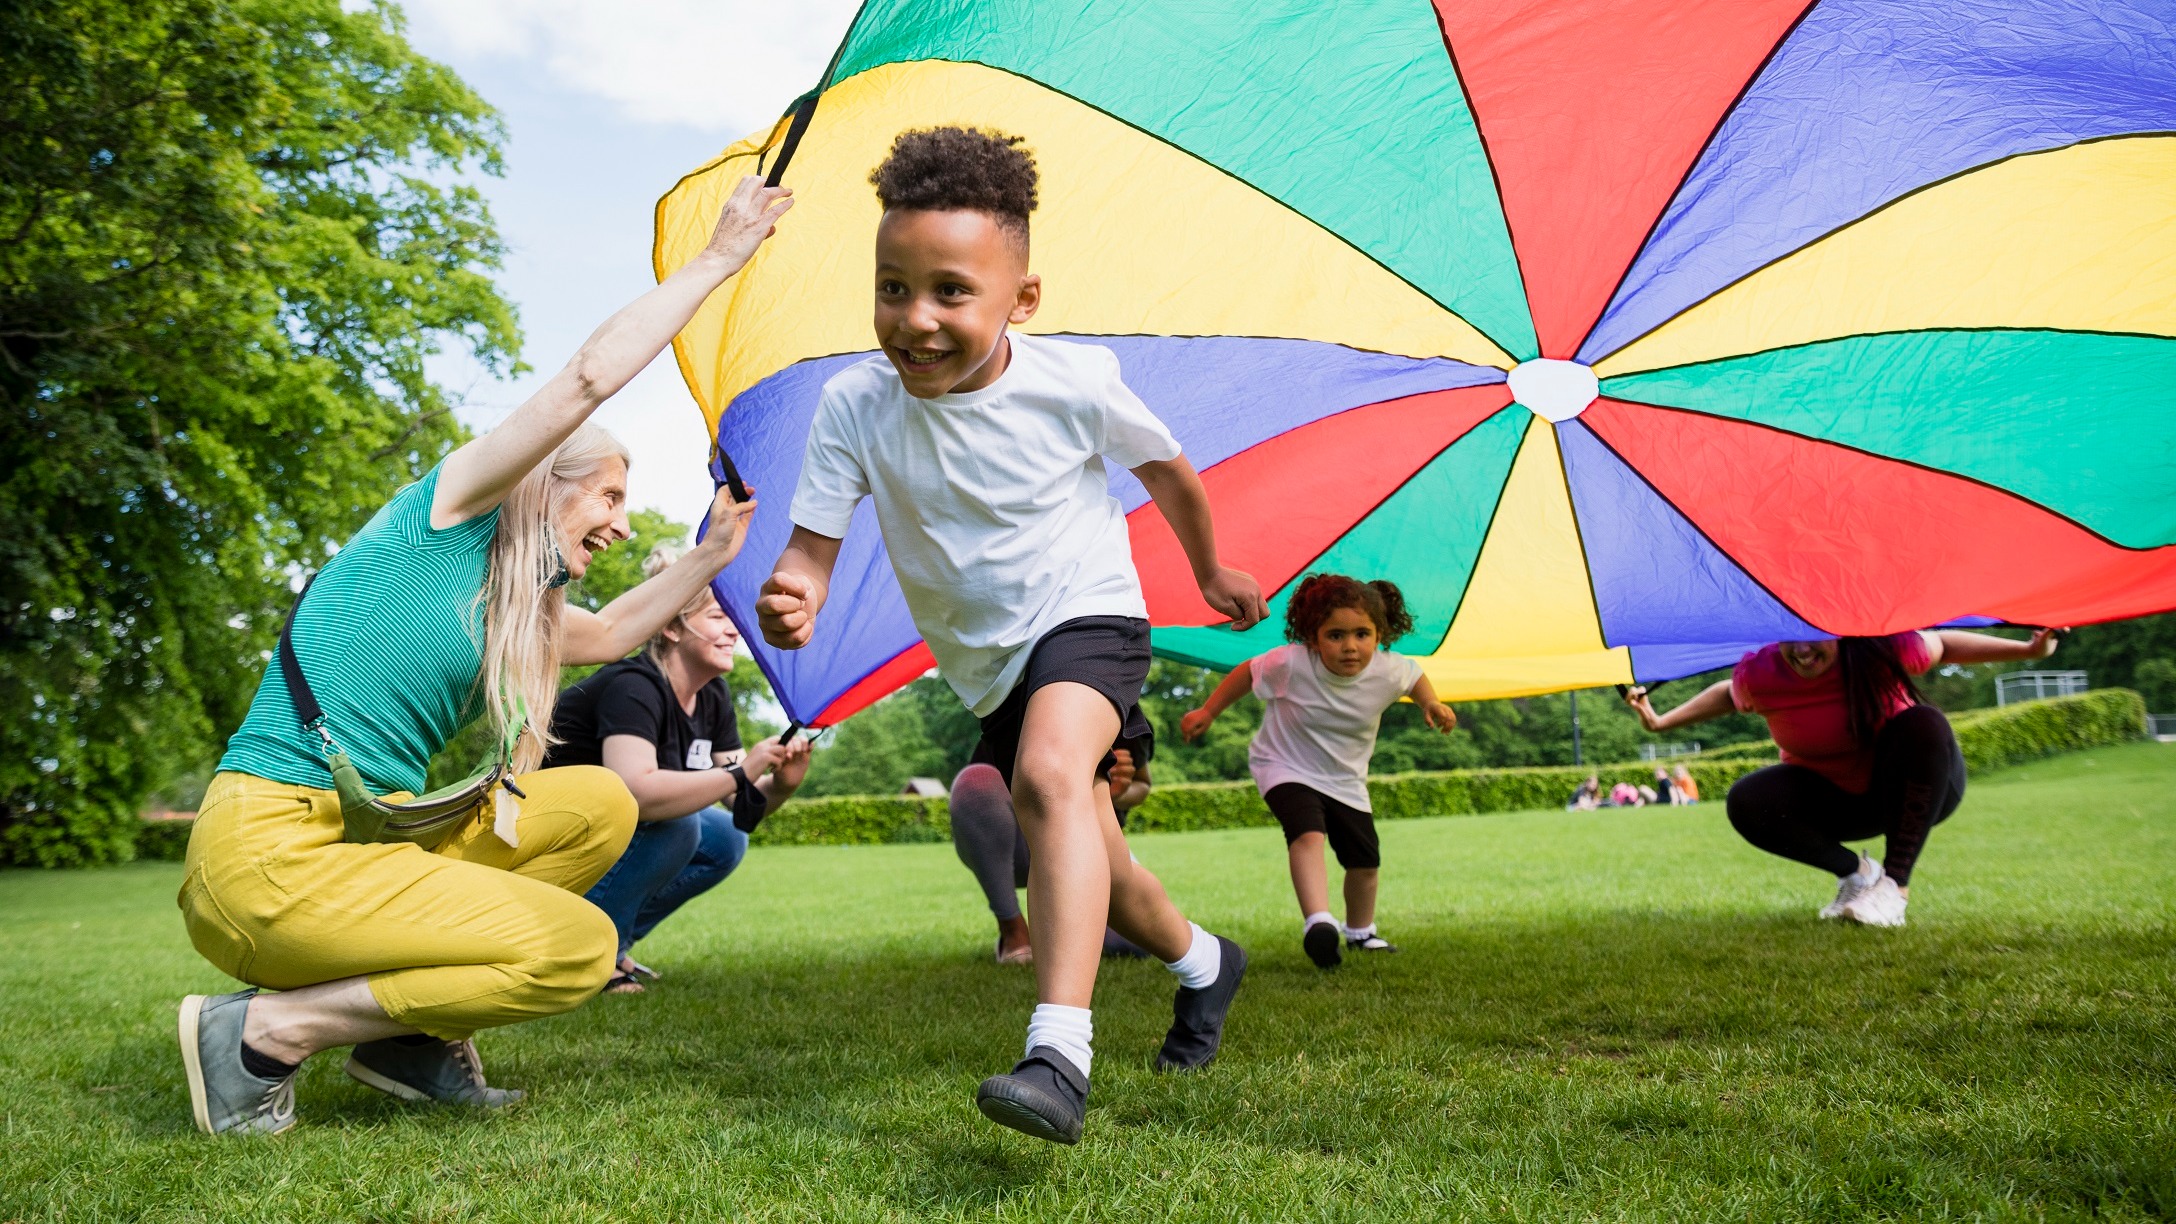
top-left (752, 0), bottom-right (861, 186)
top-left (760, 91), bottom-right (821, 189)
top-left (711, 445), bottom-right (752, 506)
top-left (278, 572), bottom-right (334, 751)
top-left (720, 6), bottom-right (865, 500)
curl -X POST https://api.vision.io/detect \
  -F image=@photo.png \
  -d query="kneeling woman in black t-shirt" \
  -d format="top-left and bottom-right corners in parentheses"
top-left (547, 548), bottom-right (809, 991)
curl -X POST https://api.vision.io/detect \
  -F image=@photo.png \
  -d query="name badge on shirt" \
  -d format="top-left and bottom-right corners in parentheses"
top-left (686, 739), bottom-right (713, 770)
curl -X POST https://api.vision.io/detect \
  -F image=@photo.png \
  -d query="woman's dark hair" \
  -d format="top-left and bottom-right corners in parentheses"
top-left (1283, 574), bottom-right (1414, 647)
top-left (869, 126), bottom-right (1038, 243)
top-left (1836, 635), bottom-right (1923, 748)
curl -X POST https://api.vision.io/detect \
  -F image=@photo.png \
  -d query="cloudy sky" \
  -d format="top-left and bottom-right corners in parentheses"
top-left (397, 0), bottom-right (861, 527)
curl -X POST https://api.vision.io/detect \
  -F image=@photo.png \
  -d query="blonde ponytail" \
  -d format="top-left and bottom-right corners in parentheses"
top-left (478, 425), bottom-right (631, 772)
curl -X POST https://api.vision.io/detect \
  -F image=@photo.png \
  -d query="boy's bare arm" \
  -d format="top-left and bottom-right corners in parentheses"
top-left (758, 526), bottom-right (843, 649)
top-left (1132, 456), bottom-right (1268, 630)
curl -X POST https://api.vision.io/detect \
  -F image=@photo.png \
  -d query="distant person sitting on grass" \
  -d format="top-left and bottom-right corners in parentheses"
top-left (1180, 575), bottom-right (1456, 970)
top-left (544, 547), bottom-right (811, 994)
top-left (1568, 775), bottom-right (1601, 811)
top-left (1672, 764), bottom-right (1700, 805)
top-left (174, 177), bottom-right (792, 1137)
top-left (1625, 628), bottom-right (2061, 927)
top-left (951, 748), bottom-right (1154, 965)
top-left (756, 126), bottom-right (1261, 1145)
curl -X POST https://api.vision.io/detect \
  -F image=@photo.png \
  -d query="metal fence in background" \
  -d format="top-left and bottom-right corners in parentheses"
top-left (1995, 671), bottom-right (2089, 706)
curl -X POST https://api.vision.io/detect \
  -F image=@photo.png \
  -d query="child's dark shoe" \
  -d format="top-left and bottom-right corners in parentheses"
top-left (1302, 920), bottom-right (1342, 969)
top-left (1155, 935), bottom-right (1246, 1072)
top-left (1346, 933), bottom-right (1399, 954)
top-left (976, 1045), bottom-right (1087, 1145)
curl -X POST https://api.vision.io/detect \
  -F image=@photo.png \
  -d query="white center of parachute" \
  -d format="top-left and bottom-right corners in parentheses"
top-left (1507, 359), bottom-right (1599, 422)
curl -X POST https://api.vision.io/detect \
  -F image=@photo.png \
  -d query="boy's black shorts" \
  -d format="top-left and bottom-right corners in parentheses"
top-left (1264, 782), bottom-right (1381, 870)
top-left (970, 615), bottom-right (1155, 793)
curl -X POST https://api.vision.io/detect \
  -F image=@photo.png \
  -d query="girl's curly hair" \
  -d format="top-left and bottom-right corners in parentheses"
top-left (1283, 574), bottom-right (1414, 647)
top-left (869, 126), bottom-right (1038, 243)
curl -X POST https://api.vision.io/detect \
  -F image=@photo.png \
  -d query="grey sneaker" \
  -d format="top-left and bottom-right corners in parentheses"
top-left (179, 990), bottom-right (297, 1136)
top-left (346, 1037), bottom-right (524, 1108)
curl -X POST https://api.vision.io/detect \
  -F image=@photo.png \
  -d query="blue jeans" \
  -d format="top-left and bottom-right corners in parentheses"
top-left (582, 805), bottom-right (749, 955)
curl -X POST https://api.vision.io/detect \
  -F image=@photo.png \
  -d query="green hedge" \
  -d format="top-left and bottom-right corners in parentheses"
top-left (749, 794), bottom-right (950, 847)
top-left (132, 689), bottom-right (2148, 856)
top-left (134, 818), bottom-right (196, 863)
top-left (1945, 687), bottom-right (2146, 773)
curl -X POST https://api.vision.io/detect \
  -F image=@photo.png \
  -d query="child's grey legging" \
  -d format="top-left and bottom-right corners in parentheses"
top-left (950, 763), bottom-right (1029, 920)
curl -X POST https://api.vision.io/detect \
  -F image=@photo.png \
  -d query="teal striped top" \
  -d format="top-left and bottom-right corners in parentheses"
top-left (219, 465), bottom-right (501, 794)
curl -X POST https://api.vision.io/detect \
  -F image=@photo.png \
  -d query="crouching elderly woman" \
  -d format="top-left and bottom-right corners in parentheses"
top-left (175, 177), bottom-right (793, 1136)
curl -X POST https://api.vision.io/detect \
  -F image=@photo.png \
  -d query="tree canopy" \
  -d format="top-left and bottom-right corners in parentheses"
top-left (2, 0), bottom-right (516, 864)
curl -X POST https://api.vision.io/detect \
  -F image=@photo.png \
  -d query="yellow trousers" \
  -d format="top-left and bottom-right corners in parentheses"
top-left (180, 767), bottom-right (636, 1039)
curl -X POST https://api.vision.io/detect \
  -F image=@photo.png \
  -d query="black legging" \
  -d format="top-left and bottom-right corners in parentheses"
top-left (1725, 704), bottom-right (1965, 886)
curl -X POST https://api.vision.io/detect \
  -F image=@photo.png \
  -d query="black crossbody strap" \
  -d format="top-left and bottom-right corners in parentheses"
top-left (278, 573), bottom-right (326, 731)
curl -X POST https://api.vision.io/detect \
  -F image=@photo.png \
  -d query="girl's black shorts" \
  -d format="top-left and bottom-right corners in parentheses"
top-left (1264, 782), bottom-right (1381, 869)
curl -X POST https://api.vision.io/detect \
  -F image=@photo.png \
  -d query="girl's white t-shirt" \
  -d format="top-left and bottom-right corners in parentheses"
top-left (789, 333), bottom-right (1182, 716)
top-left (1248, 643), bottom-right (1423, 812)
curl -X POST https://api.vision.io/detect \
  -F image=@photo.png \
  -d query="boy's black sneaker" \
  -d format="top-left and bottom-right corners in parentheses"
top-left (1303, 920), bottom-right (1342, 970)
top-left (975, 1046), bottom-right (1087, 1145)
top-left (1346, 933), bottom-right (1399, 954)
top-left (1155, 935), bottom-right (1247, 1072)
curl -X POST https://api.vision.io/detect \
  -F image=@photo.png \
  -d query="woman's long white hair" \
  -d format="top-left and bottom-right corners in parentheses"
top-left (479, 424), bottom-right (630, 773)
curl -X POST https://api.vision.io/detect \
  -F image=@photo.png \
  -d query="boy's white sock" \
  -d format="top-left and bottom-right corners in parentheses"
top-left (1302, 910), bottom-right (1337, 932)
top-left (1163, 922), bottom-right (1222, 990)
top-left (1342, 922), bottom-right (1377, 942)
top-left (1024, 1003), bottom-right (1094, 1077)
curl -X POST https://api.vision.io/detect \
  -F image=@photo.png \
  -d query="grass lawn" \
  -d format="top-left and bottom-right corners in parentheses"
top-left (3, 742), bottom-right (2173, 1222)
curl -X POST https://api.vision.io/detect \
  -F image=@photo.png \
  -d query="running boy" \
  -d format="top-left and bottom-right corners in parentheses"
top-left (756, 127), bottom-right (1264, 1145)
top-left (1181, 575), bottom-right (1455, 969)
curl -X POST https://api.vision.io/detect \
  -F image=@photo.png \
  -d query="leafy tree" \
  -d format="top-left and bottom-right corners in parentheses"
top-left (2, 0), bottom-right (514, 864)
top-left (796, 688), bottom-right (950, 797)
top-left (2044, 612), bottom-right (2176, 695)
top-left (2132, 658), bottom-right (2176, 715)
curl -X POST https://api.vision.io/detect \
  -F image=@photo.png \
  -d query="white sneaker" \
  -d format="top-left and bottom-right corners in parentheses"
top-left (1819, 856), bottom-right (1884, 920)
top-left (1838, 876), bottom-right (1908, 927)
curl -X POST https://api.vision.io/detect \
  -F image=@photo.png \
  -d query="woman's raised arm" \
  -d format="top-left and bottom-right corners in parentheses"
top-left (1626, 678), bottom-right (1735, 734)
top-left (432, 177), bottom-right (794, 530)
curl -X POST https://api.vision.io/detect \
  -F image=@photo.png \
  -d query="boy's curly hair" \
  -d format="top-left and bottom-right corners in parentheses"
top-left (1284, 574), bottom-right (1414, 647)
top-left (869, 126), bottom-right (1038, 243)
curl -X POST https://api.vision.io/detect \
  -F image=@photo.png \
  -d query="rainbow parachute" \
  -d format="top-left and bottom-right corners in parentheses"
top-left (655, 0), bottom-right (2176, 728)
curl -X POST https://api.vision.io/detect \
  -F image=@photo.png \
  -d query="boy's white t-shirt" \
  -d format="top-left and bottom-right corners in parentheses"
top-left (790, 332), bottom-right (1182, 716)
top-left (1248, 643), bottom-right (1424, 812)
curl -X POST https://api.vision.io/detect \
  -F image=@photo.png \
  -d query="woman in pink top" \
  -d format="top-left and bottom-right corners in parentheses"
top-left (1625, 629), bottom-right (2060, 926)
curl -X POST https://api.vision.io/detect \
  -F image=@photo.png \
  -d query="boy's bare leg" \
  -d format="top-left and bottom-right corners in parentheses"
top-left (1342, 867), bottom-right (1379, 929)
top-left (1285, 832), bottom-right (1333, 918)
top-left (1011, 681), bottom-right (1125, 1008)
top-left (1098, 790), bottom-right (1191, 961)
top-left (982, 679), bottom-right (1239, 1141)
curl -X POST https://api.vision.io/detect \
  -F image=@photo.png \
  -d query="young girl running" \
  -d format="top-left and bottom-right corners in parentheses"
top-left (1182, 575), bottom-right (1455, 969)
